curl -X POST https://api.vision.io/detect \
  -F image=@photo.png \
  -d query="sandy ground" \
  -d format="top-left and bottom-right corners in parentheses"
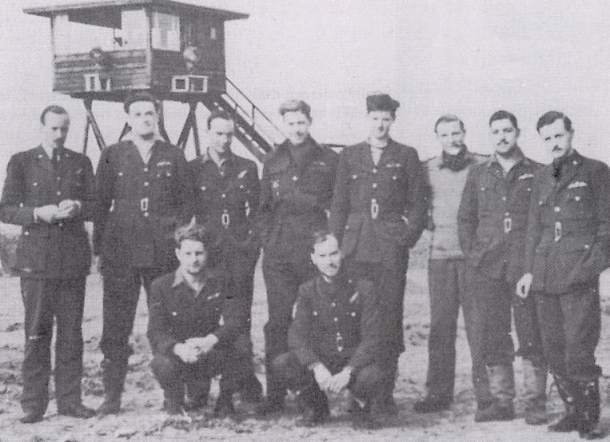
top-left (0, 259), bottom-right (609, 441)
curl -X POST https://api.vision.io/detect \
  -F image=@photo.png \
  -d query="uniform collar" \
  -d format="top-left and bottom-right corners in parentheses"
top-left (486, 146), bottom-right (525, 167)
top-left (172, 269), bottom-right (209, 295)
top-left (202, 148), bottom-right (234, 168)
top-left (439, 147), bottom-right (474, 171)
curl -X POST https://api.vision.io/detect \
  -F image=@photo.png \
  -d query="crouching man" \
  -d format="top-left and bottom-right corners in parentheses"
top-left (273, 231), bottom-right (385, 430)
top-left (147, 221), bottom-right (252, 416)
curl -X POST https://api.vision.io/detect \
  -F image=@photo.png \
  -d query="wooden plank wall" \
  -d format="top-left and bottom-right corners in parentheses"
top-left (151, 50), bottom-right (225, 93)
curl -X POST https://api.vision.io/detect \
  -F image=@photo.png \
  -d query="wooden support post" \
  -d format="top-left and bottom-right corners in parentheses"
top-left (157, 101), bottom-right (171, 143)
top-left (82, 117), bottom-right (90, 155)
top-left (118, 122), bottom-right (131, 141)
top-left (191, 101), bottom-right (201, 157)
top-left (176, 104), bottom-right (193, 149)
top-left (83, 99), bottom-right (107, 151)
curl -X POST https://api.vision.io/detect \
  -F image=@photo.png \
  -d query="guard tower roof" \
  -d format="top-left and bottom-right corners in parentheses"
top-left (24, 0), bottom-right (249, 21)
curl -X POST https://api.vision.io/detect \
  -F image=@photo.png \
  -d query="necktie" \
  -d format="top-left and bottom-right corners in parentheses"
top-left (51, 148), bottom-right (60, 171)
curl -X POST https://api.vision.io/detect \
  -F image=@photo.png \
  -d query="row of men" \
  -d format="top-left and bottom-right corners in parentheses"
top-left (0, 92), bottom-right (608, 436)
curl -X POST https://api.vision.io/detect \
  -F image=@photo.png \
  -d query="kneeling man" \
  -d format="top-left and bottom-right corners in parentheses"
top-left (273, 231), bottom-right (385, 429)
top-left (147, 221), bottom-right (252, 416)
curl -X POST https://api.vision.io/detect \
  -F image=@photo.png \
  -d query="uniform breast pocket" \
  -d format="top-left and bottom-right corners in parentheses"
top-left (155, 163), bottom-right (175, 193)
top-left (564, 187), bottom-right (593, 219)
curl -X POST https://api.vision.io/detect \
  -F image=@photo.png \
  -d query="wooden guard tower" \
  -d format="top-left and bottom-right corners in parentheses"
top-left (24, 0), bottom-right (285, 160)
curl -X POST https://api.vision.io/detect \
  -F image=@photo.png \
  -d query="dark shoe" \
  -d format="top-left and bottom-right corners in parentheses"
top-left (351, 401), bottom-right (381, 430)
top-left (239, 373), bottom-right (263, 403)
top-left (296, 405), bottom-right (330, 427)
top-left (525, 408), bottom-right (547, 425)
top-left (19, 411), bottom-right (44, 424)
top-left (213, 393), bottom-right (236, 418)
top-left (474, 401), bottom-right (515, 422)
top-left (413, 396), bottom-right (451, 413)
top-left (578, 379), bottom-right (603, 439)
top-left (185, 378), bottom-right (210, 411)
top-left (374, 394), bottom-right (398, 416)
top-left (548, 410), bottom-right (580, 432)
top-left (58, 403), bottom-right (96, 419)
top-left (163, 400), bottom-right (185, 416)
top-left (98, 392), bottom-right (121, 415)
top-left (255, 397), bottom-right (284, 416)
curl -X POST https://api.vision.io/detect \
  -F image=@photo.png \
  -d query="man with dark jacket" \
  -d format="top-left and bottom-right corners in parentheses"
top-left (147, 222), bottom-right (252, 416)
top-left (329, 93), bottom-right (427, 412)
top-left (0, 105), bottom-right (96, 423)
top-left (256, 100), bottom-right (339, 414)
top-left (414, 114), bottom-right (491, 414)
top-left (94, 92), bottom-right (192, 415)
top-left (273, 231), bottom-right (384, 429)
top-left (188, 110), bottom-right (262, 401)
top-left (458, 110), bottom-right (545, 424)
top-left (516, 111), bottom-right (610, 439)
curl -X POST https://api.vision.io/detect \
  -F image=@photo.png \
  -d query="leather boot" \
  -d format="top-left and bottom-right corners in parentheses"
top-left (238, 371), bottom-right (263, 403)
top-left (163, 384), bottom-right (185, 415)
top-left (577, 379), bottom-right (604, 439)
top-left (351, 400), bottom-right (381, 430)
top-left (295, 383), bottom-right (330, 427)
top-left (185, 378), bottom-right (210, 411)
top-left (474, 365), bottom-right (515, 422)
top-left (522, 359), bottom-right (547, 425)
top-left (548, 374), bottom-right (580, 433)
top-left (374, 361), bottom-right (398, 416)
top-left (98, 359), bottom-right (128, 415)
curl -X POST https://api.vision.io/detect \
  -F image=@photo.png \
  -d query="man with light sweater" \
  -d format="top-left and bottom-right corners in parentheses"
top-left (415, 114), bottom-right (491, 414)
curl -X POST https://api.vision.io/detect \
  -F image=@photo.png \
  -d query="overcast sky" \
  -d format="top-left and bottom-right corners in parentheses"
top-left (1, 0), bottom-right (609, 183)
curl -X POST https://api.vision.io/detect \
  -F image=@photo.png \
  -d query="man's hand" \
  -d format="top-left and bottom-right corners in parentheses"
top-left (312, 363), bottom-right (333, 391)
top-left (34, 204), bottom-right (59, 223)
top-left (327, 366), bottom-right (352, 394)
top-left (173, 342), bottom-right (198, 363)
top-left (187, 335), bottom-right (218, 356)
top-left (55, 199), bottom-right (81, 220)
top-left (516, 273), bottom-right (533, 299)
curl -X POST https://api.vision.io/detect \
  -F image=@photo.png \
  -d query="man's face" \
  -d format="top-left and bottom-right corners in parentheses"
top-left (42, 112), bottom-right (70, 149)
top-left (310, 235), bottom-right (342, 279)
top-left (368, 110), bottom-right (394, 141)
top-left (538, 118), bottom-right (574, 160)
top-left (208, 117), bottom-right (234, 156)
top-left (283, 111), bottom-right (311, 146)
top-left (490, 118), bottom-right (519, 156)
top-left (175, 239), bottom-right (207, 276)
top-left (436, 120), bottom-right (466, 155)
top-left (127, 101), bottom-right (158, 138)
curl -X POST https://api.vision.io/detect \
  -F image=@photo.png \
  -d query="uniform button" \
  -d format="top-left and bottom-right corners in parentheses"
top-left (200, 186), bottom-right (206, 191)
top-left (372, 168), bottom-right (377, 174)
top-left (372, 183), bottom-right (378, 188)
top-left (292, 175), bottom-right (298, 181)
top-left (144, 182), bottom-right (149, 187)
top-left (333, 317), bottom-right (338, 322)
top-left (221, 194), bottom-right (226, 198)
top-left (331, 302), bottom-right (336, 307)
top-left (572, 160), bottom-right (578, 165)
top-left (56, 191), bottom-right (62, 196)
top-left (504, 212), bottom-right (510, 216)
top-left (172, 312), bottom-right (177, 316)
top-left (144, 167), bottom-right (148, 172)
top-left (118, 172), bottom-right (123, 177)
top-left (575, 196), bottom-right (581, 202)
top-left (58, 222), bottom-right (64, 227)
top-left (33, 182), bottom-right (38, 187)
top-left (351, 312), bottom-right (356, 317)
top-left (56, 177), bottom-right (61, 181)
top-left (144, 212), bottom-right (149, 217)
top-left (24, 231), bottom-right (30, 236)
top-left (554, 206), bottom-right (561, 212)
top-left (501, 196), bottom-right (506, 201)
top-left (584, 244), bottom-right (590, 249)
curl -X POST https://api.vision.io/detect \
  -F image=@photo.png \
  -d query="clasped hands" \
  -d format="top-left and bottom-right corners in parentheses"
top-left (35, 199), bottom-right (81, 223)
top-left (173, 335), bottom-right (219, 364)
top-left (312, 363), bottom-right (352, 394)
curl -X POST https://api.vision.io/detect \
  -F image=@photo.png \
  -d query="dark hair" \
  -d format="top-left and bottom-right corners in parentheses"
top-left (434, 114), bottom-right (465, 133)
top-left (279, 99), bottom-right (312, 121)
top-left (310, 229), bottom-right (336, 253)
top-left (40, 105), bottom-right (68, 124)
top-left (207, 109), bottom-right (234, 129)
top-left (536, 111), bottom-right (573, 133)
top-left (174, 220), bottom-right (222, 266)
top-left (489, 110), bottom-right (519, 130)
top-left (123, 91), bottom-right (159, 113)
top-left (366, 93), bottom-right (400, 118)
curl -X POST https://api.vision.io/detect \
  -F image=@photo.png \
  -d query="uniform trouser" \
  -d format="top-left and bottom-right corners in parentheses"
top-left (151, 339), bottom-right (252, 400)
top-left (272, 352), bottom-right (385, 404)
top-left (100, 267), bottom-right (165, 390)
top-left (347, 252), bottom-right (408, 391)
top-left (426, 259), bottom-right (491, 405)
top-left (20, 277), bottom-right (86, 414)
top-left (468, 269), bottom-right (545, 367)
top-left (534, 281), bottom-right (601, 382)
top-left (223, 247), bottom-right (259, 334)
top-left (262, 253), bottom-right (315, 400)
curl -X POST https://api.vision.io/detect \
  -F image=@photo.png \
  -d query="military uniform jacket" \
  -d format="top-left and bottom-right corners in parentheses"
top-left (94, 140), bottom-right (192, 274)
top-left (188, 151), bottom-right (260, 253)
top-left (524, 151), bottom-right (610, 294)
top-left (0, 146), bottom-right (95, 279)
top-left (458, 151), bottom-right (540, 282)
top-left (147, 269), bottom-right (246, 356)
top-left (258, 138), bottom-right (338, 262)
top-left (288, 274), bottom-right (382, 370)
top-left (329, 140), bottom-right (427, 265)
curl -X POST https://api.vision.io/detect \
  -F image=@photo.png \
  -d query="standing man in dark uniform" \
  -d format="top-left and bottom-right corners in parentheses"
top-left (414, 115), bottom-right (491, 414)
top-left (273, 231), bottom-right (385, 430)
top-left (188, 110), bottom-right (262, 401)
top-left (516, 111), bottom-right (609, 439)
top-left (0, 105), bottom-right (96, 423)
top-left (256, 100), bottom-right (338, 414)
top-left (329, 93), bottom-right (427, 413)
top-left (147, 222), bottom-right (252, 416)
top-left (94, 92), bottom-right (192, 415)
top-left (458, 111), bottom-right (546, 424)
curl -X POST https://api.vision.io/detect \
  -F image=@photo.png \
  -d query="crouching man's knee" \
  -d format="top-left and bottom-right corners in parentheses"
top-left (150, 353), bottom-right (182, 387)
top-left (350, 364), bottom-right (385, 401)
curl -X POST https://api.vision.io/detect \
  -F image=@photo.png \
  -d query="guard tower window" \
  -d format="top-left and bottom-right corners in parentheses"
top-left (152, 12), bottom-right (181, 51)
top-left (53, 9), bottom-right (147, 55)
